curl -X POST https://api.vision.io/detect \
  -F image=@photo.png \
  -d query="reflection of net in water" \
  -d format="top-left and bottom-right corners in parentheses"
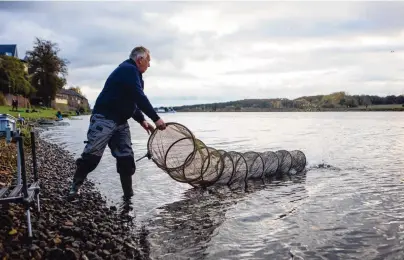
top-left (147, 122), bottom-right (307, 188)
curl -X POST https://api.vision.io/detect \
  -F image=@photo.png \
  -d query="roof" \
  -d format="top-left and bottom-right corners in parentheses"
top-left (0, 44), bottom-right (18, 58)
top-left (58, 88), bottom-right (87, 100)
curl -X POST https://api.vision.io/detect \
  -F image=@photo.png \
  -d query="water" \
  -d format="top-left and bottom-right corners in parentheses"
top-left (40, 112), bottom-right (404, 259)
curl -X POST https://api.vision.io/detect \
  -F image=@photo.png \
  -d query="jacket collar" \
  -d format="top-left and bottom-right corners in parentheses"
top-left (125, 58), bottom-right (144, 89)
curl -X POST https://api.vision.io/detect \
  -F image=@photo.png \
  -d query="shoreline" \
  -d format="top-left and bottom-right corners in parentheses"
top-left (174, 108), bottom-right (404, 113)
top-left (0, 127), bottom-right (146, 260)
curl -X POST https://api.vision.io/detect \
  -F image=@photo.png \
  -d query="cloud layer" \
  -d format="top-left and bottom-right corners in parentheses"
top-left (1, 1), bottom-right (403, 107)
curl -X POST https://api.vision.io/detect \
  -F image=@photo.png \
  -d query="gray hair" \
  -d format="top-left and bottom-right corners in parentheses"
top-left (129, 46), bottom-right (150, 60)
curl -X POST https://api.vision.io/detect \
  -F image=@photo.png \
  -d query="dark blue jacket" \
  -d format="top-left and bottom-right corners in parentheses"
top-left (92, 59), bottom-right (160, 125)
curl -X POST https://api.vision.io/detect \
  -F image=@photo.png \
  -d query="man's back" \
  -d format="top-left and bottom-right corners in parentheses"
top-left (92, 59), bottom-right (158, 125)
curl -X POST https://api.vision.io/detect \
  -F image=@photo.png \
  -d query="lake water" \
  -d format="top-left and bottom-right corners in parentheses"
top-left (40, 112), bottom-right (404, 260)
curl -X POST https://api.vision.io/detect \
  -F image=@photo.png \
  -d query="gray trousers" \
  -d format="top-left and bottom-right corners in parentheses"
top-left (73, 114), bottom-right (136, 185)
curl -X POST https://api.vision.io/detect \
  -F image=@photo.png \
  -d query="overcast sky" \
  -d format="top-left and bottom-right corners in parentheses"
top-left (1, 1), bottom-right (403, 108)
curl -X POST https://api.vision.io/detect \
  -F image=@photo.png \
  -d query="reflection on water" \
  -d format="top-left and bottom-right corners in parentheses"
top-left (40, 112), bottom-right (404, 259)
top-left (139, 172), bottom-right (308, 260)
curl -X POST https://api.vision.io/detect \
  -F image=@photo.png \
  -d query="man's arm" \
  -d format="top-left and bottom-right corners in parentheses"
top-left (124, 67), bottom-right (160, 122)
top-left (132, 107), bottom-right (145, 123)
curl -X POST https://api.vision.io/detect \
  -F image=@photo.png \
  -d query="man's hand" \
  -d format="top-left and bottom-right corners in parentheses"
top-left (141, 121), bottom-right (155, 135)
top-left (155, 118), bottom-right (166, 130)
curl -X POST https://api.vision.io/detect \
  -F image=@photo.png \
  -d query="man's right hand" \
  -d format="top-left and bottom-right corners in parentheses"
top-left (155, 118), bottom-right (166, 130)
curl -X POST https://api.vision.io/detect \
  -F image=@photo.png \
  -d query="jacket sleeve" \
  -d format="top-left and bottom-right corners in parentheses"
top-left (124, 67), bottom-right (160, 122)
top-left (132, 108), bottom-right (145, 123)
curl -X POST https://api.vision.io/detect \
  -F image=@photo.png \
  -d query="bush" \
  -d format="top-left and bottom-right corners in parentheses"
top-left (19, 124), bottom-right (34, 149)
top-left (0, 92), bottom-right (6, 106)
top-left (321, 103), bottom-right (335, 109)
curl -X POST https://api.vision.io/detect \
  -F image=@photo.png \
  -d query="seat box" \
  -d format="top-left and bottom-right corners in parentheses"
top-left (0, 114), bottom-right (17, 137)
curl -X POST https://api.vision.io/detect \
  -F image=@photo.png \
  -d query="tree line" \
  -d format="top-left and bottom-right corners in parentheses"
top-left (173, 91), bottom-right (404, 112)
top-left (0, 37), bottom-right (83, 107)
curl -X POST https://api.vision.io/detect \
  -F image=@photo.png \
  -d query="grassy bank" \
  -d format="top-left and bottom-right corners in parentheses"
top-left (0, 105), bottom-right (84, 120)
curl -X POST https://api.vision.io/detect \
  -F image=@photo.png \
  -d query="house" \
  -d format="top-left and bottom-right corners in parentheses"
top-left (52, 88), bottom-right (90, 112)
top-left (0, 44), bottom-right (28, 73)
top-left (0, 44), bottom-right (18, 57)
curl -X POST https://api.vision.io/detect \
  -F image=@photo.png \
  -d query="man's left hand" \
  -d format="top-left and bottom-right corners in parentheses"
top-left (141, 120), bottom-right (155, 135)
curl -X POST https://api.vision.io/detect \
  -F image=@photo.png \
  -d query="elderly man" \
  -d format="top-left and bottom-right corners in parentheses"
top-left (68, 46), bottom-right (166, 199)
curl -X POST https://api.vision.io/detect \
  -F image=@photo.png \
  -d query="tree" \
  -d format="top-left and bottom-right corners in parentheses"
top-left (25, 37), bottom-right (69, 106)
top-left (344, 96), bottom-right (359, 108)
top-left (69, 86), bottom-right (83, 96)
top-left (339, 98), bottom-right (346, 107)
top-left (397, 95), bottom-right (404, 104)
top-left (362, 95), bottom-right (372, 108)
top-left (0, 55), bottom-right (35, 96)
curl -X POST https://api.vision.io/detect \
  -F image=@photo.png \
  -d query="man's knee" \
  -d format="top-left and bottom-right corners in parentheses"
top-left (76, 153), bottom-right (102, 173)
top-left (116, 156), bottom-right (136, 176)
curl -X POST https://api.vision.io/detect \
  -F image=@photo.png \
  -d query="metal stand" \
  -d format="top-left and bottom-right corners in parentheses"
top-left (16, 129), bottom-right (22, 185)
top-left (0, 122), bottom-right (40, 244)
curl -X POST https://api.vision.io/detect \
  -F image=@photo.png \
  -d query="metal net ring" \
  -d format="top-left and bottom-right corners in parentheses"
top-left (146, 122), bottom-right (307, 189)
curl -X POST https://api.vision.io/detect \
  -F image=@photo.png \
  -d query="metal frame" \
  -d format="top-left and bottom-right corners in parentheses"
top-left (0, 121), bottom-right (40, 243)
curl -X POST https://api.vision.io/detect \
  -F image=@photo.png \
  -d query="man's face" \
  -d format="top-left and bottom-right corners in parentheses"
top-left (137, 53), bottom-right (150, 74)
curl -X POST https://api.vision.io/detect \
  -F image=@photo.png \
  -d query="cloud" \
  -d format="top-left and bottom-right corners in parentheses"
top-left (0, 1), bottom-right (403, 108)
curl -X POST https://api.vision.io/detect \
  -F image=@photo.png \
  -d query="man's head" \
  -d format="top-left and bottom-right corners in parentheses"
top-left (129, 46), bottom-right (150, 74)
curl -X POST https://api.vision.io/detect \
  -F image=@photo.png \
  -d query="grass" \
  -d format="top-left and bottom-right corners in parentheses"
top-left (0, 105), bottom-right (74, 120)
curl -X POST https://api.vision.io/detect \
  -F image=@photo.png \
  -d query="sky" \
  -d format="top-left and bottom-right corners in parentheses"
top-left (0, 1), bottom-right (403, 108)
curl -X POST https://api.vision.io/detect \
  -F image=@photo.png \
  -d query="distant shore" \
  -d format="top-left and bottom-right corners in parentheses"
top-left (175, 106), bottom-right (404, 113)
top-left (172, 93), bottom-right (404, 113)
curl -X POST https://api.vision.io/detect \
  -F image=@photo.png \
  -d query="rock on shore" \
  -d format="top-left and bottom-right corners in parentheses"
top-left (0, 132), bottom-right (145, 260)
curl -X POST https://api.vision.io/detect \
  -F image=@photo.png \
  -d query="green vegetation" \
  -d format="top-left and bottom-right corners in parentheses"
top-left (0, 55), bottom-right (35, 96)
top-left (0, 92), bottom-right (6, 106)
top-left (25, 38), bottom-right (69, 106)
top-left (0, 105), bottom-right (71, 119)
top-left (1, 37), bottom-right (89, 112)
top-left (350, 104), bottom-right (404, 111)
top-left (173, 91), bottom-right (404, 112)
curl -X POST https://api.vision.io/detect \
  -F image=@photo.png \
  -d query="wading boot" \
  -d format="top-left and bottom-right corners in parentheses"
top-left (120, 174), bottom-right (134, 198)
top-left (67, 177), bottom-right (84, 200)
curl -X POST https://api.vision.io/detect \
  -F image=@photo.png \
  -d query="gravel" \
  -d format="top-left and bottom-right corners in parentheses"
top-left (0, 130), bottom-right (146, 260)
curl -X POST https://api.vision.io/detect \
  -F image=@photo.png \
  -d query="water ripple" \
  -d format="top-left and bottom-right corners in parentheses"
top-left (39, 112), bottom-right (404, 259)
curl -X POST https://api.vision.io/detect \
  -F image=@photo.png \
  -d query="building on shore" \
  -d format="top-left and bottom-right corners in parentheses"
top-left (154, 107), bottom-right (176, 113)
top-left (1, 44), bottom-right (90, 112)
top-left (51, 88), bottom-right (90, 112)
top-left (0, 44), bottom-right (29, 73)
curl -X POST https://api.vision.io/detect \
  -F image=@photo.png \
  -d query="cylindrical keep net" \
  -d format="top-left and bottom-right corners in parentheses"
top-left (147, 122), bottom-right (307, 188)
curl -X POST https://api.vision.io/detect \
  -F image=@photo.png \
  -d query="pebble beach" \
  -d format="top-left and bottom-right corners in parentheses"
top-left (0, 129), bottom-right (147, 260)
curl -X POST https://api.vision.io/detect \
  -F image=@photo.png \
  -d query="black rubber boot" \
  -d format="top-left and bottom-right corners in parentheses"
top-left (67, 180), bottom-right (82, 199)
top-left (120, 174), bottom-right (134, 198)
top-left (67, 154), bottom-right (100, 200)
top-left (116, 156), bottom-right (136, 198)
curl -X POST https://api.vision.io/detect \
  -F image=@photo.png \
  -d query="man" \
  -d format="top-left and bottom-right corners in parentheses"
top-left (67, 46), bottom-right (166, 199)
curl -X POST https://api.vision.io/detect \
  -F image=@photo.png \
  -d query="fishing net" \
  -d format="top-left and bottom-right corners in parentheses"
top-left (147, 122), bottom-right (307, 188)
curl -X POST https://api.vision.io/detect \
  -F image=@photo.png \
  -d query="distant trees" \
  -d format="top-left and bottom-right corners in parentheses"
top-left (69, 86), bottom-right (83, 96)
top-left (0, 55), bottom-right (35, 96)
top-left (173, 91), bottom-right (404, 112)
top-left (0, 38), bottom-right (91, 110)
top-left (25, 37), bottom-right (69, 106)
